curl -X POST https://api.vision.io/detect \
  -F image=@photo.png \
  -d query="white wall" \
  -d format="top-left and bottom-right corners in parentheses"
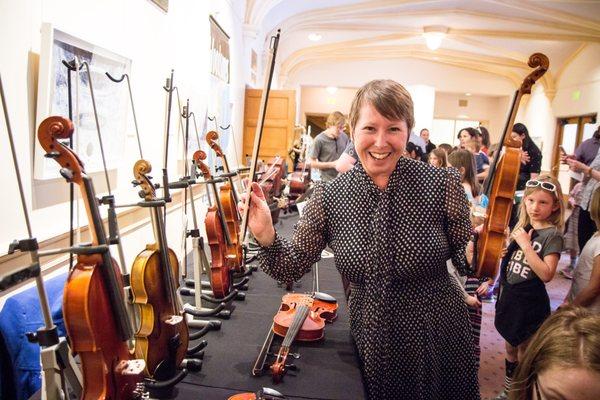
top-left (552, 44), bottom-right (600, 119)
top-left (434, 92), bottom-right (511, 143)
top-left (0, 0), bottom-right (248, 267)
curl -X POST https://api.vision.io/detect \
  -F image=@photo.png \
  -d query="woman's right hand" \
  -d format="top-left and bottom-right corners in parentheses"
top-left (239, 182), bottom-right (276, 247)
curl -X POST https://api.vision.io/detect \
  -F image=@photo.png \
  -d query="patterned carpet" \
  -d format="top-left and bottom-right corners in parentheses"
top-left (478, 253), bottom-right (573, 399)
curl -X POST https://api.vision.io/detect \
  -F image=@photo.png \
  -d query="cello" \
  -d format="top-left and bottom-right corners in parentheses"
top-left (206, 131), bottom-right (244, 270)
top-left (130, 159), bottom-right (190, 381)
top-left (193, 149), bottom-right (234, 298)
top-left (38, 116), bottom-right (146, 399)
top-left (476, 53), bottom-right (549, 278)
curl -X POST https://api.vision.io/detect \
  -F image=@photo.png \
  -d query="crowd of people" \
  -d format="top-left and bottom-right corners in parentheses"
top-left (256, 80), bottom-right (600, 399)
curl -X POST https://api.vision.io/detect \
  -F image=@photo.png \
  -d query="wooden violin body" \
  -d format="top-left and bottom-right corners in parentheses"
top-left (272, 293), bottom-right (337, 341)
top-left (271, 292), bottom-right (338, 382)
top-left (131, 245), bottom-right (189, 376)
top-left (219, 183), bottom-right (243, 271)
top-left (194, 150), bottom-right (233, 298)
top-left (205, 205), bottom-right (233, 298)
top-left (65, 254), bottom-right (144, 399)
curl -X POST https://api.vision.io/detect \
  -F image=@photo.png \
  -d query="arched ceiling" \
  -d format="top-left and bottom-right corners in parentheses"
top-left (244, 0), bottom-right (600, 96)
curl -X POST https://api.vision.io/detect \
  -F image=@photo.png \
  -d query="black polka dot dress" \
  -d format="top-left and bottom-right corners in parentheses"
top-left (259, 158), bottom-right (480, 399)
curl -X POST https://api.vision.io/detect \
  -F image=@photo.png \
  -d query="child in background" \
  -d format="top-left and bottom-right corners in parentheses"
top-left (428, 147), bottom-right (448, 168)
top-left (510, 306), bottom-right (600, 400)
top-left (562, 187), bottom-right (600, 314)
top-left (493, 174), bottom-right (565, 400)
top-left (447, 149), bottom-right (494, 369)
top-left (465, 138), bottom-right (490, 183)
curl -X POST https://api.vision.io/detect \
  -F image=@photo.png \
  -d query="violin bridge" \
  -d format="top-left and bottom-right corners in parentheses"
top-left (116, 359), bottom-right (146, 376)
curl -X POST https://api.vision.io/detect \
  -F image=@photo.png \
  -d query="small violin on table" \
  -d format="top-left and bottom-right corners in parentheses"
top-left (270, 292), bottom-right (338, 383)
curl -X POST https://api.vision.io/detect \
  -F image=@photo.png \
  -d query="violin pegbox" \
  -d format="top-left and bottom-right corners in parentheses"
top-left (193, 150), bottom-right (211, 180)
top-left (37, 116), bottom-right (84, 184)
top-left (133, 159), bottom-right (155, 200)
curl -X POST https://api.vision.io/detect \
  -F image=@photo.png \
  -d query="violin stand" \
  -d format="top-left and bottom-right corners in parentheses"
top-left (181, 235), bottom-right (233, 326)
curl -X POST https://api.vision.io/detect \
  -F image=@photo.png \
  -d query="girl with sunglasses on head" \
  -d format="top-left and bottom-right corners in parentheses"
top-left (493, 174), bottom-right (565, 400)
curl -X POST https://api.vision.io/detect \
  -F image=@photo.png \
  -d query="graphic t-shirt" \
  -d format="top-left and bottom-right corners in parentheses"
top-left (506, 227), bottom-right (564, 284)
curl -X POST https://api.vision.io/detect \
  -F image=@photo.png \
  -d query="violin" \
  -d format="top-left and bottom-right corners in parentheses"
top-left (229, 388), bottom-right (286, 400)
top-left (270, 292), bottom-right (338, 382)
top-left (38, 116), bottom-right (145, 399)
top-left (476, 53), bottom-right (549, 278)
top-left (130, 159), bottom-right (190, 379)
top-left (206, 131), bottom-right (243, 270)
top-left (193, 149), bottom-right (233, 298)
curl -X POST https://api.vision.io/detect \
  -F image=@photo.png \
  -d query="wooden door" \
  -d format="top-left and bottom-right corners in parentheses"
top-left (244, 89), bottom-right (296, 171)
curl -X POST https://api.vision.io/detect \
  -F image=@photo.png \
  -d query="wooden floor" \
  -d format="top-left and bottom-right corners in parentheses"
top-left (478, 253), bottom-right (572, 399)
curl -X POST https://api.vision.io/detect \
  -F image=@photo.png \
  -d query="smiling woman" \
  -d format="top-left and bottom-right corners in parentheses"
top-left (243, 80), bottom-right (480, 399)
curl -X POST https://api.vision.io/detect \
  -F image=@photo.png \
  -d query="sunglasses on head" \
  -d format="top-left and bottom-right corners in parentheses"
top-left (525, 179), bottom-right (557, 193)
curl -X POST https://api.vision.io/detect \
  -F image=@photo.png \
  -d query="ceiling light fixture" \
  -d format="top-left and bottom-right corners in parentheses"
top-left (326, 86), bottom-right (338, 95)
top-left (308, 33), bottom-right (322, 42)
top-left (465, 93), bottom-right (472, 96)
top-left (423, 26), bottom-right (448, 51)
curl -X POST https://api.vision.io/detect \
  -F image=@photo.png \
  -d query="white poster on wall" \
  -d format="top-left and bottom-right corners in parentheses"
top-left (34, 23), bottom-right (131, 180)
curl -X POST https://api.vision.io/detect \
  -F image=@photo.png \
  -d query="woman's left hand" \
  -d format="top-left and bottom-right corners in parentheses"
top-left (511, 227), bottom-right (532, 250)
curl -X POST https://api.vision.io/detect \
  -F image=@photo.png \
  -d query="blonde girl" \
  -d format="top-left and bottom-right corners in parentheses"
top-left (428, 147), bottom-right (448, 168)
top-left (494, 174), bottom-right (565, 398)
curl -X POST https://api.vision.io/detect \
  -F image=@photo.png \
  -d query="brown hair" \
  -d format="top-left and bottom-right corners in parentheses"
top-left (514, 174), bottom-right (565, 232)
top-left (510, 306), bottom-right (600, 400)
top-left (465, 138), bottom-right (481, 153)
top-left (438, 143), bottom-right (453, 155)
top-left (429, 148), bottom-right (448, 168)
top-left (447, 149), bottom-right (480, 197)
top-left (326, 111), bottom-right (346, 129)
top-left (348, 80), bottom-right (414, 138)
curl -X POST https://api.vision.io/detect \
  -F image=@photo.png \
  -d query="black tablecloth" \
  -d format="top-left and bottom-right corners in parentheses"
top-left (179, 212), bottom-right (365, 400)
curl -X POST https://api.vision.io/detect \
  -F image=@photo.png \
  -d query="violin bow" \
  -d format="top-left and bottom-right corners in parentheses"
top-left (239, 30), bottom-right (281, 244)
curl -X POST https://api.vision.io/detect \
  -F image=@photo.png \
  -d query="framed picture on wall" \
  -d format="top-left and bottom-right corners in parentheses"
top-left (34, 23), bottom-right (131, 180)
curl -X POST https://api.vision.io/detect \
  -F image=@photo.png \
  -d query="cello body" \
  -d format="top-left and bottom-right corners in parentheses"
top-left (130, 245), bottom-right (189, 376)
top-left (476, 53), bottom-right (549, 278)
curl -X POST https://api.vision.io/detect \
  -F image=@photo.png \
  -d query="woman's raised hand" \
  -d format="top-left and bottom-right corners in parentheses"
top-left (239, 182), bottom-right (276, 247)
top-left (564, 157), bottom-right (587, 173)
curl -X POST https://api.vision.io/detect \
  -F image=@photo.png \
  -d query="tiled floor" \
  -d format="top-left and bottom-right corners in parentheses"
top-left (478, 253), bottom-right (573, 399)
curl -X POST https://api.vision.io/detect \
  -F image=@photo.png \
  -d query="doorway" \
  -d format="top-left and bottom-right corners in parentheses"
top-left (552, 113), bottom-right (598, 193)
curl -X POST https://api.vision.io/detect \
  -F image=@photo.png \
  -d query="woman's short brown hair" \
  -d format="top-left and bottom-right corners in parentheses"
top-left (348, 80), bottom-right (414, 138)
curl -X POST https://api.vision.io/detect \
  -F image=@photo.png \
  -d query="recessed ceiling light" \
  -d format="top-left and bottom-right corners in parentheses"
top-left (423, 26), bottom-right (448, 51)
top-left (308, 33), bottom-right (322, 42)
top-left (465, 93), bottom-right (472, 96)
top-left (457, 114), bottom-right (469, 119)
top-left (326, 86), bottom-right (338, 94)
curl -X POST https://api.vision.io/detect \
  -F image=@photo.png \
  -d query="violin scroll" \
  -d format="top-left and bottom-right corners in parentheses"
top-left (205, 131), bottom-right (224, 156)
top-left (37, 116), bottom-right (83, 184)
top-left (193, 150), bottom-right (212, 180)
top-left (520, 53), bottom-right (549, 95)
top-left (133, 159), bottom-right (155, 200)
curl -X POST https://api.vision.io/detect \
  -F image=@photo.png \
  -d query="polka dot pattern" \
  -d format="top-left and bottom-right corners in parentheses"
top-left (259, 158), bottom-right (480, 399)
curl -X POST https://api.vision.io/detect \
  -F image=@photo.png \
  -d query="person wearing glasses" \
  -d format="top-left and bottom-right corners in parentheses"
top-left (510, 306), bottom-right (600, 400)
top-left (493, 175), bottom-right (565, 400)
